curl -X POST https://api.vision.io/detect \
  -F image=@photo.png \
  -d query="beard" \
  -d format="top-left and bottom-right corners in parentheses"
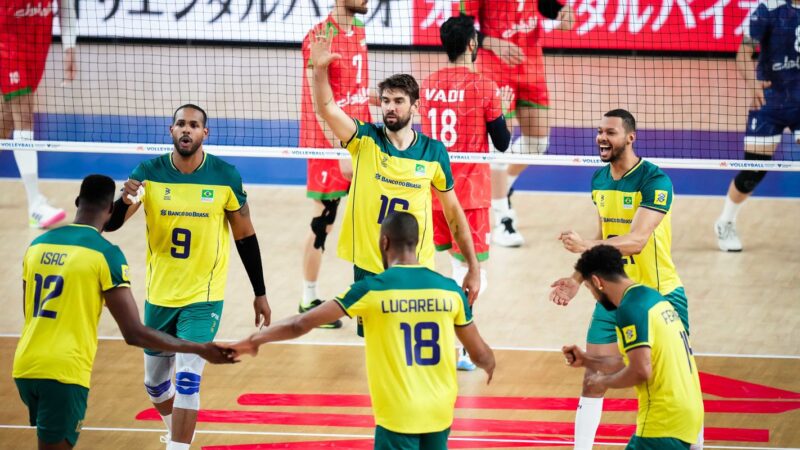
top-left (383, 112), bottom-right (412, 132)
top-left (599, 141), bottom-right (625, 163)
top-left (471, 45), bottom-right (479, 63)
top-left (347, 4), bottom-right (368, 14)
top-left (598, 293), bottom-right (618, 311)
top-left (173, 136), bottom-right (202, 157)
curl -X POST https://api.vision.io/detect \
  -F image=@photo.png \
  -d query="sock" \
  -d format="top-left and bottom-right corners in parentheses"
top-left (507, 174), bottom-right (519, 192)
top-left (574, 396), bottom-right (603, 450)
top-left (450, 257), bottom-right (468, 287)
top-left (301, 280), bottom-right (317, 307)
top-left (167, 442), bottom-right (191, 450)
top-left (12, 130), bottom-right (41, 210)
top-left (718, 196), bottom-right (742, 223)
top-left (161, 413), bottom-right (173, 436)
top-left (491, 198), bottom-right (510, 220)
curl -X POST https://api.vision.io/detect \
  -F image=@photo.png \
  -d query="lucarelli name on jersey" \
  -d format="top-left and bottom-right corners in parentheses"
top-left (14, 1), bottom-right (54, 18)
top-left (381, 298), bottom-right (454, 314)
top-left (424, 89), bottom-right (465, 103)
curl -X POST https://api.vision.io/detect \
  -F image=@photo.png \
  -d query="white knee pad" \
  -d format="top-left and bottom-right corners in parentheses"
top-left (510, 136), bottom-right (549, 155)
top-left (174, 353), bottom-right (207, 411)
top-left (144, 353), bottom-right (175, 404)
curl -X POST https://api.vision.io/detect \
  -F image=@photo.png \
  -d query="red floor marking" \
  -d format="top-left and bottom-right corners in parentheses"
top-left (237, 393), bottom-right (800, 414)
top-left (137, 409), bottom-right (768, 442)
top-left (699, 372), bottom-right (800, 399)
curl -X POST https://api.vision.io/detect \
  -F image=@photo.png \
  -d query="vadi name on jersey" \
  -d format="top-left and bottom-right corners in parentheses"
top-left (424, 89), bottom-right (465, 103)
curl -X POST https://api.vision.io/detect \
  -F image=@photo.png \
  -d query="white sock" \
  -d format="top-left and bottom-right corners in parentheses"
top-left (12, 130), bottom-right (41, 210)
top-left (718, 196), bottom-right (742, 223)
top-left (507, 174), bottom-right (519, 191)
top-left (574, 396), bottom-right (603, 450)
top-left (491, 198), bottom-right (510, 220)
top-left (161, 413), bottom-right (173, 436)
top-left (167, 442), bottom-right (190, 450)
top-left (301, 280), bottom-right (317, 307)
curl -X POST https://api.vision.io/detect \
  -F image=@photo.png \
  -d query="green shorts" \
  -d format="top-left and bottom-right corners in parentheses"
top-left (14, 378), bottom-right (88, 446)
top-left (354, 265), bottom-right (378, 337)
top-left (626, 435), bottom-right (690, 450)
top-left (374, 425), bottom-right (450, 450)
top-left (143, 300), bottom-right (224, 355)
top-left (587, 287), bottom-right (689, 345)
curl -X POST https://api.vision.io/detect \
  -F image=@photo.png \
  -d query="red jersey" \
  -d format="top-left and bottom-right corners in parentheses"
top-left (461, 0), bottom-right (544, 54)
top-left (420, 66), bottom-right (502, 210)
top-left (0, 0), bottom-right (55, 97)
top-left (300, 15), bottom-right (371, 148)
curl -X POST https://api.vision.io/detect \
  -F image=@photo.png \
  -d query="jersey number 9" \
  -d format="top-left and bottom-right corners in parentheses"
top-left (171, 228), bottom-right (192, 259)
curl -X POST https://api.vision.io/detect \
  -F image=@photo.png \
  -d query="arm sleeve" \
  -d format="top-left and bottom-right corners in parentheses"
top-left (459, 0), bottom-right (481, 18)
top-left (616, 299), bottom-right (651, 352)
top-left (225, 170), bottom-right (248, 212)
top-left (454, 290), bottom-right (473, 326)
top-left (129, 163), bottom-right (146, 183)
top-left (639, 171), bottom-right (673, 213)
top-left (343, 119), bottom-right (376, 156)
top-left (59, 0), bottom-right (77, 50)
top-left (334, 279), bottom-right (372, 318)
top-left (747, 4), bottom-right (768, 43)
top-left (101, 246), bottom-right (131, 291)
top-left (487, 116), bottom-right (511, 152)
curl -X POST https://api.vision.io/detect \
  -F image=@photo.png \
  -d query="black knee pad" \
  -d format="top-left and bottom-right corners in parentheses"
top-left (733, 152), bottom-right (771, 194)
top-left (310, 198), bottom-right (341, 251)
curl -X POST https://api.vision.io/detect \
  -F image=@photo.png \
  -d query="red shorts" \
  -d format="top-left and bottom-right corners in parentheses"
top-left (433, 208), bottom-right (490, 262)
top-left (0, 3), bottom-right (53, 100)
top-left (306, 158), bottom-right (350, 200)
top-left (476, 49), bottom-right (549, 110)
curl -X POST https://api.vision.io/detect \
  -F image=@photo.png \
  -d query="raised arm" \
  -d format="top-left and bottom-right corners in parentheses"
top-left (104, 287), bottom-right (233, 364)
top-left (59, 0), bottom-right (77, 81)
top-left (310, 32), bottom-right (357, 143)
top-left (226, 203), bottom-right (271, 327)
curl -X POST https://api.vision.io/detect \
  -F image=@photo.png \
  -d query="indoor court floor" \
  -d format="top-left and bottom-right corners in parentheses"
top-left (0, 180), bottom-right (798, 449)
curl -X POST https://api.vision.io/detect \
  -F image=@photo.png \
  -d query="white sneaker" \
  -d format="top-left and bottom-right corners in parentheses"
top-left (457, 348), bottom-right (476, 371)
top-left (29, 199), bottom-right (66, 229)
top-left (160, 434), bottom-right (171, 447)
top-left (715, 219), bottom-right (742, 252)
top-left (492, 216), bottom-right (524, 247)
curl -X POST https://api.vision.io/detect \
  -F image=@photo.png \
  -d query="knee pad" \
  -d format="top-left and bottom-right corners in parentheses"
top-left (144, 353), bottom-right (175, 404)
top-left (733, 152), bottom-right (771, 194)
top-left (510, 136), bottom-right (549, 155)
top-left (174, 353), bottom-right (206, 410)
top-left (310, 198), bottom-right (340, 251)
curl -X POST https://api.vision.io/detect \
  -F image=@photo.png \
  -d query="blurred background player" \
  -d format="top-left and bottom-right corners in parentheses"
top-left (461, 0), bottom-right (574, 247)
top-left (227, 211), bottom-right (495, 450)
top-left (549, 110), bottom-right (693, 450)
top-left (562, 245), bottom-right (704, 450)
top-left (105, 104), bottom-right (271, 450)
top-left (309, 31), bottom-right (482, 305)
top-left (299, 0), bottom-right (371, 328)
top-left (420, 15), bottom-right (511, 370)
top-left (1, 0), bottom-right (77, 228)
top-left (714, 0), bottom-right (800, 252)
top-left (13, 174), bottom-right (234, 450)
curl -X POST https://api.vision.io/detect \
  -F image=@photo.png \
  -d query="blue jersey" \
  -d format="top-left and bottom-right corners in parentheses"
top-left (747, 0), bottom-right (800, 94)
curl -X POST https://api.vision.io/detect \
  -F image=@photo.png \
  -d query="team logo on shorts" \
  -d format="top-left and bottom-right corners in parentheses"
top-left (415, 164), bottom-right (425, 176)
top-left (654, 190), bottom-right (668, 206)
top-left (622, 325), bottom-right (637, 344)
top-left (201, 189), bottom-right (215, 202)
top-left (623, 196), bottom-right (633, 209)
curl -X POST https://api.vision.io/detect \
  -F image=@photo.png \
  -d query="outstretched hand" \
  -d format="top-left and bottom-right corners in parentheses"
top-left (199, 343), bottom-right (238, 364)
top-left (310, 28), bottom-right (342, 71)
top-left (549, 276), bottom-right (579, 306)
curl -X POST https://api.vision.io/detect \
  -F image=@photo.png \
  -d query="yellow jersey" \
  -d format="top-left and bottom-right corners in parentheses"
top-left (335, 265), bottom-right (472, 433)
top-left (615, 284), bottom-right (704, 443)
top-left (591, 159), bottom-right (682, 294)
top-left (338, 120), bottom-right (454, 274)
top-left (13, 224), bottom-right (130, 388)
top-left (130, 152), bottom-right (246, 307)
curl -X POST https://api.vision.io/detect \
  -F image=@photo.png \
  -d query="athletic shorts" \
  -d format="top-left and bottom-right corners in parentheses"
top-left (626, 435), bottom-right (690, 450)
top-left (587, 287), bottom-right (689, 345)
top-left (374, 425), bottom-right (450, 450)
top-left (14, 378), bottom-right (88, 446)
top-left (744, 89), bottom-right (800, 144)
top-left (307, 159), bottom-right (350, 200)
top-left (0, 5), bottom-right (53, 100)
top-left (433, 208), bottom-right (490, 262)
top-left (143, 300), bottom-right (224, 355)
top-left (476, 48), bottom-right (549, 111)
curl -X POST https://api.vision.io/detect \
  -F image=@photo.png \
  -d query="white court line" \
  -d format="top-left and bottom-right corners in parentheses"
top-left (0, 334), bottom-right (798, 360)
top-left (0, 425), bottom-right (797, 449)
